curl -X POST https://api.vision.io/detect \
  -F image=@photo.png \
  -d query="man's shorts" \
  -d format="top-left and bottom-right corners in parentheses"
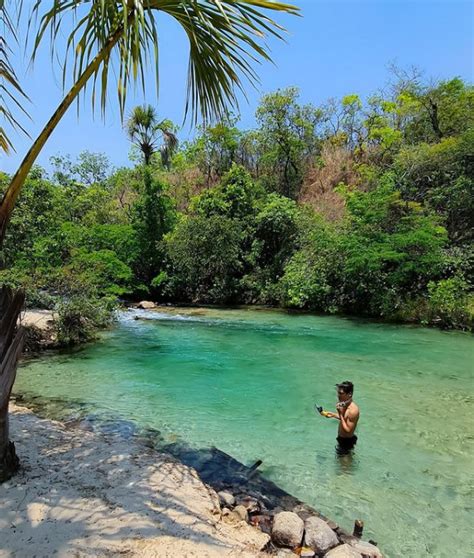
top-left (336, 435), bottom-right (358, 455)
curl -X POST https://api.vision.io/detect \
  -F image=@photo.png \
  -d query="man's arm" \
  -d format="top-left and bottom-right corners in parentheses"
top-left (337, 408), bottom-right (358, 434)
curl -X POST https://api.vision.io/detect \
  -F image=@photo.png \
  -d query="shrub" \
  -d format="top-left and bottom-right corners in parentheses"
top-left (55, 296), bottom-right (116, 346)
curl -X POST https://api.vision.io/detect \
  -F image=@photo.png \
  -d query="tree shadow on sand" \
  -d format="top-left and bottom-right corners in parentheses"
top-left (1, 406), bottom-right (269, 557)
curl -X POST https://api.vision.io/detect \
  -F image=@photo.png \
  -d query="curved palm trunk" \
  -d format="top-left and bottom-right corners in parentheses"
top-left (0, 22), bottom-right (127, 483)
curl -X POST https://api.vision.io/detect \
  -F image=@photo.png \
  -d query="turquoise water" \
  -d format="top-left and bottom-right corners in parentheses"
top-left (15, 308), bottom-right (474, 557)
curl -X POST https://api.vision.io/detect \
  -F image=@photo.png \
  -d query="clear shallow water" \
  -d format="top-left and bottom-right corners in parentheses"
top-left (15, 308), bottom-right (474, 557)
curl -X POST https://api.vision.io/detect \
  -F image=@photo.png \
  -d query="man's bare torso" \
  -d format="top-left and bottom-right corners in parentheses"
top-left (338, 401), bottom-right (360, 438)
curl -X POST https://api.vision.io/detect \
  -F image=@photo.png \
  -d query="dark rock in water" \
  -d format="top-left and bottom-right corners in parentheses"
top-left (271, 511), bottom-right (304, 548)
top-left (304, 516), bottom-right (339, 554)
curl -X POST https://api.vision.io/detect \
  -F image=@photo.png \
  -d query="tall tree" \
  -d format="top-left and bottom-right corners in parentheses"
top-left (0, 0), bottom-right (298, 481)
top-left (126, 105), bottom-right (178, 168)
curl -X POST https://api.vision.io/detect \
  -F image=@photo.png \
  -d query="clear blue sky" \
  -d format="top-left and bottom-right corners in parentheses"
top-left (1, 0), bottom-right (473, 174)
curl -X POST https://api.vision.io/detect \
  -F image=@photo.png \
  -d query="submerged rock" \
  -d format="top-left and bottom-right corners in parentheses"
top-left (304, 516), bottom-right (339, 554)
top-left (272, 511), bottom-right (304, 548)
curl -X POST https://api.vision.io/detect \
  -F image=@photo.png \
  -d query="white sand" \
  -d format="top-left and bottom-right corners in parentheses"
top-left (0, 403), bottom-right (269, 558)
top-left (19, 310), bottom-right (55, 331)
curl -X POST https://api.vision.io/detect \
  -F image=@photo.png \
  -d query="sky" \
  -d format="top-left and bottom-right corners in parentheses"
top-left (1, 0), bottom-right (473, 175)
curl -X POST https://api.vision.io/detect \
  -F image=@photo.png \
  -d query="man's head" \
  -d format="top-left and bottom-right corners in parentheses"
top-left (336, 381), bottom-right (354, 402)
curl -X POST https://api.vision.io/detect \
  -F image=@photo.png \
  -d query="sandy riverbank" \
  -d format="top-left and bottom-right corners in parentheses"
top-left (19, 309), bottom-right (55, 331)
top-left (0, 403), bottom-right (269, 558)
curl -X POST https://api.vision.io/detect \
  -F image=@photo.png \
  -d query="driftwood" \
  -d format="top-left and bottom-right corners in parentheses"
top-left (0, 287), bottom-right (25, 482)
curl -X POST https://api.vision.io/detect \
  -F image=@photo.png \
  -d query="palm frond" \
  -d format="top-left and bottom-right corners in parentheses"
top-left (30, 1), bottom-right (299, 124)
top-left (0, 0), bottom-right (30, 153)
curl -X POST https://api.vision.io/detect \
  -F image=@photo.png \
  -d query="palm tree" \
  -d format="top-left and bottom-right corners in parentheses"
top-left (126, 105), bottom-right (178, 168)
top-left (0, 0), bottom-right (299, 481)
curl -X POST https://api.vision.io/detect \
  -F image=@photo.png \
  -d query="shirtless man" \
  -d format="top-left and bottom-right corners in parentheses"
top-left (326, 381), bottom-right (360, 454)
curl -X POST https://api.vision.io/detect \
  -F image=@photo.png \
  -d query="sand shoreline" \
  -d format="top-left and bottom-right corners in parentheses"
top-left (0, 402), bottom-right (269, 558)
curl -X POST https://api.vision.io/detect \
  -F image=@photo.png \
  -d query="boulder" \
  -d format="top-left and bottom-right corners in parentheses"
top-left (218, 491), bottom-right (235, 508)
top-left (137, 300), bottom-right (156, 309)
top-left (304, 516), bottom-right (339, 554)
top-left (349, 540), bottom-right (383, 558)
top-left (325, 544), bottom-right (362, 558)
top-left (271, 511), bottom-right (304, 548)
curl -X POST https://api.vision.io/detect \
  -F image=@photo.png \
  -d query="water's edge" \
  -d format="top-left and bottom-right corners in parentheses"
top-left (11, 391), bottom-right (375, 551)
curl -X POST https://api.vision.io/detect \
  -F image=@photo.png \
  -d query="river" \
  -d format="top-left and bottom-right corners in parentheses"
top-left (15, 308), bottom-right (474, 557)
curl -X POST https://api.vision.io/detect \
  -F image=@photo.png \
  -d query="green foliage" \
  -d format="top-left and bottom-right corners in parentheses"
top-left (426, 276), bottom-right (473, 329)
top-left (256, 87), bottom-right (323, 198)
top-left (132, 168), bottom-right (176, 284)
top-left (193, 164), bottom-right (259, 220)
top-left (55, 295), bottom-right (116, 347)
top-left (65, 249), bottom-right (133, 297)
top-left (164, 215), bottom-right (242, 303)
top-left (241, 194), bottom-right (300, 302)
top-left (279, 217), bottom-right (341, 311)
top-left (395, 130), bottom-right (474, 243)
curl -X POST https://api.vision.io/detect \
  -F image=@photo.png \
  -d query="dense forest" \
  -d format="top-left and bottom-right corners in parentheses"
top-left (1, 73), bottom-right (473, 336)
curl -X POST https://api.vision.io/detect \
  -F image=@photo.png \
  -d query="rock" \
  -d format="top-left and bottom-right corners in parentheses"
top-left (236, 495), bottom-right (261, 514)
top-left (325, 544), bottom-right (362, 558)
top-left (218, 491), bottom-right (235, 508)
top-left (300, 547), bottom-right (316, 557)
top-left (271, 511), bottom-right (304, 548)
top-left (221, 507), bottom-right (231, 516)
top-left (233, 505), bottom-right (248, 522)
top-left (349, 540), bottom-right (383, 558)
top-left (304, 516), bottom-right (339, 554)
top-left (137, 300), bottom-right (156, 309)
top-left (249, 514), bottom-right (273, 535)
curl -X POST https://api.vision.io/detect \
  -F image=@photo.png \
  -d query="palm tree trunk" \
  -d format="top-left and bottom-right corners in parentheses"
top-left (0, 287), bottom-right (25, 482)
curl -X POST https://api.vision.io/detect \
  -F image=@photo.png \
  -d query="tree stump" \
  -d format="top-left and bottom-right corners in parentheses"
top-left (0, 287), bottom-right (25, 482)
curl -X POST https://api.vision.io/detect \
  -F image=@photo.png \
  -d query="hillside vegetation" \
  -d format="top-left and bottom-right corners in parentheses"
top-left (2, 75), bottom-right (472, 331)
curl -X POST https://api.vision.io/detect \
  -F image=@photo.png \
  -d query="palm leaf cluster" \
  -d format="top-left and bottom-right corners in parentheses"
top-left (30, 0), bottom-right (299, 124)
top-left (126, 104), bottom-right (178, 167)
top-left (0, 0), bottom-right (29, 153)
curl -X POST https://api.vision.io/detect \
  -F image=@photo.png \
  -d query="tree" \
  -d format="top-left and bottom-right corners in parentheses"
top-left (126, 105), bottom-right (178, 168)
top-left (256, 87), bottom-right (323, 199)
top-left (0, 0), bottom-right (298, 481)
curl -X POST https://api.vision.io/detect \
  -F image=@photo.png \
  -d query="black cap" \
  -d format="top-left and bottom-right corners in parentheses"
top-left (336, 381), bottom-right (354, 394)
